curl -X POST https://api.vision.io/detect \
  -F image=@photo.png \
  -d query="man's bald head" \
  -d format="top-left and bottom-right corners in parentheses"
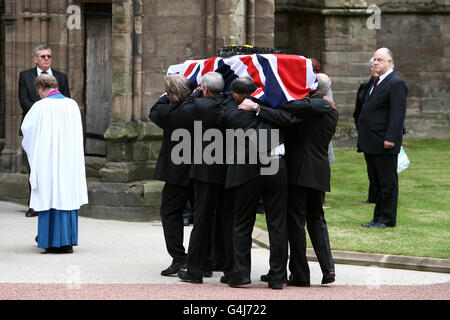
top-left (373, 47), bottom-right (394, 76)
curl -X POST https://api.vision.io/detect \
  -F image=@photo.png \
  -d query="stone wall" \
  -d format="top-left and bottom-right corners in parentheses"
top-left (141, 0), bottom-right (274, 118)
top-left (274, 0), bottom-right (450, 146)
top-left (377, 12), bottom-right (450, 138)
top-left (0, 0), bottom-right (4, 144)
top-left (275, 11), bottom-right (325, 61)
top-left (0, 0), bottom-right (84, 172)
top-left (323, 13), bottom-right (377, 146)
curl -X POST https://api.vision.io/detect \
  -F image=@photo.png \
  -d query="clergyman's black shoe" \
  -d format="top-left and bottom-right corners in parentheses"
top-left (44, 246), bottom-right (73, 254)
top-left (161, 261), bottom-right (187, 276)
top-left (26, 209), bottom-right (38, 217)
top-left (178, 270), bottom-right (203, 284)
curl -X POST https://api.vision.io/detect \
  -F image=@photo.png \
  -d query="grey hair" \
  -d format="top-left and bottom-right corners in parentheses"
top-left (34, 74), bottom-right (58, 90)
top-left (201, 72), bottom-right (224, 94)
top-left (369, 57), bottom-right (374, 68)
top-left (316, 73), bottom-right (332, 97)
top-left (33, 44), bottom-right (52, 57)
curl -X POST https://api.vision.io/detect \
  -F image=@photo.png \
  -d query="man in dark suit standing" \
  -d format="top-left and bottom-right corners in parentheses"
top-left (243, 73), bottom-right (338, 287)
top-left (18, 44), bottom-right (71, 218)
top-left (149, 74), bottom-right (193, 276)
top-left (358, 48), bottom-right (408, 228)
top-left (284, 74), bottom-right (338, 286)
top-left (216, 77), bottom-right (289, 290)
top-left (354, 58), bottom-right (379, 204)
top-left (177, 72), bottom-right (231, 284)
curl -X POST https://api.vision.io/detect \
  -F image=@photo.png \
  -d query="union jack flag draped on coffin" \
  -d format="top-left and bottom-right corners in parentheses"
top-left (166, 54), bottom-right (318, 108)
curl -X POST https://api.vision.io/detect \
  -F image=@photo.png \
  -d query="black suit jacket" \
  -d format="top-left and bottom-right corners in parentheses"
top-left (286, 111), bottom-right (338, 191)
top-left (183, 93), bottom-right (228, 185)
top-left (357, 71), bottom-right (408, 155)
top-left (256, 97), bottom-right (337, 191)
top-left (353, 77), bottom-right (374, 129)
top-left (216, 96), bottom-right (277, 189)
top-left (18, 67), bottom-right (71, 135)
top-left (18, 68), bottom-right (71, 114)
top-left (149, 95), bottom-right (193, 187)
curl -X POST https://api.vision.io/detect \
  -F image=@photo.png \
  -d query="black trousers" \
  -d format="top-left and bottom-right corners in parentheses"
top-left (186, 180), bottom-right (234, 278)
top-left (365, 153), bottom-right (398, 226)
top-left (364, 153), bottom-right (379, 203)
top-left (160, 182), bottom-right (193, 263)
top-left (231, 160), bottom-right (288, 283)
top-left (287, 185), bottom-right (335, 283)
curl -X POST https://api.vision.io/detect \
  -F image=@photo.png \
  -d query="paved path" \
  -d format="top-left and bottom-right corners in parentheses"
top-left (0, 201), bottom-right (449, 301)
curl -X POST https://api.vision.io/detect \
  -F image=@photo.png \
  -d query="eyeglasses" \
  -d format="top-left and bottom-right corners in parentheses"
top-left (39, 55), bottom-right (52, 59)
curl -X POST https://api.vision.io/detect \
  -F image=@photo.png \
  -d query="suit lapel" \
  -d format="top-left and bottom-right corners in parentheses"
top-left (372, 71), bottom-right (395, 94)
top-left (365, 71), bottom-right (395, 102)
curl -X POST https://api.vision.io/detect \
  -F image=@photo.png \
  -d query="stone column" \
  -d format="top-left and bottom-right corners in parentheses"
top-left (253, 0), bottom-right (275, 47)
top-left (101, 0), bottom-right (139, 183)
top-left (322, 0), bottom-right (377, 146)
top-left (216, 0), bottom-right (247, 46)
top-left (1, 0), bottom-right (18, 173)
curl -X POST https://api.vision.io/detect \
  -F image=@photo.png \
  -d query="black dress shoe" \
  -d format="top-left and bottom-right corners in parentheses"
top-left (35, 236), bottom-right (38, 244)
top-left (178, 270), bottom-right (203, 284)
top-left (369, 222), bottom-right (388, 228)
top-left (228, 277), bottom-right (251, 288)
top-left (220, 275), bottom-right (230, 284)
top-left (203, 270), bottom-right (213, 277)
top-left (161, 261), bottom-right (187, 276)
top-left (260, 274), bottom-right (288, 283)
top-left (26, 208), bottom-right (38, 217)
top-left (287, 279), bottom-right (310, 287)
top-left (362, 221), bottom-right (376, 227)
top-left (268, 282), bottom-right (283, 290)
top-left (321, 273), bottom-right (335, 286)
top-left (45, 246), bottom-right (73, 254)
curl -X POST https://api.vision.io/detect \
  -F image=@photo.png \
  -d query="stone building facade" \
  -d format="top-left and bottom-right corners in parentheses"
top-left (0, 0), bottom-right (448, 220)
top-left (275, 0), bottom-right (450, 145)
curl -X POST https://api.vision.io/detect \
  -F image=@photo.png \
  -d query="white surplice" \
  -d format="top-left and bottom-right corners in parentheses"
top-left (21, 95), bottom-right (88, 211)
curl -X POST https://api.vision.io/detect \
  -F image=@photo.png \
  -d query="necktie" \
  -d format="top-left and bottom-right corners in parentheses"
top-left (370, 78), bottom-right (379, 95)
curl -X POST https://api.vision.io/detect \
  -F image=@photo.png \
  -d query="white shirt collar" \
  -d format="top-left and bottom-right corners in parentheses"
top-left (36, 67), bottom-right (53, 76)
top-left (378, 68), bottom-right (393, 84)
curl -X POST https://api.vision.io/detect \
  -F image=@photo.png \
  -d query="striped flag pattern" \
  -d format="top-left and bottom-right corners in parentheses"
top-left (167, 54), bottom-right (318, 108)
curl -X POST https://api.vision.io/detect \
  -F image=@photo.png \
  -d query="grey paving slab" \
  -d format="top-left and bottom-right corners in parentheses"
top-left (0, 201), bottom-right (449, 288)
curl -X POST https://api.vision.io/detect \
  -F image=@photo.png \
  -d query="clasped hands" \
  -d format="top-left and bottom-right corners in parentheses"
top-left (238, 96), bottom-right (337, 112)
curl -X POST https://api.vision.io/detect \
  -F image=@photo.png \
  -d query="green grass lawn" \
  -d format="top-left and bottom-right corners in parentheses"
top-left (255, 138), bottom-right (450, 259)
